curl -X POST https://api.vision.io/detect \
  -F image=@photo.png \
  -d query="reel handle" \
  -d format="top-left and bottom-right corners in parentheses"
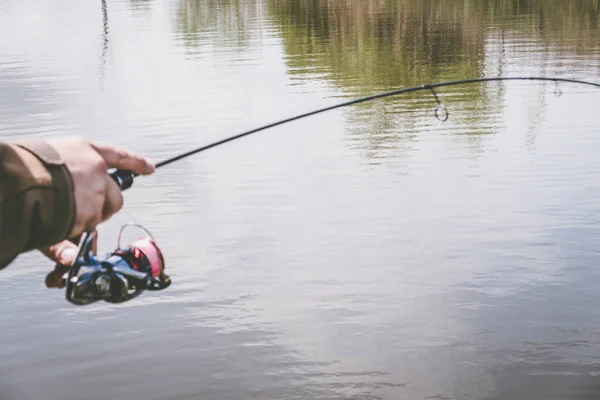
top-left (110, 169), bottom-right (135, 191)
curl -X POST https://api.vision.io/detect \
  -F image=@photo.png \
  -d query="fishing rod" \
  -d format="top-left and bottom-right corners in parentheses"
top-left (61, 75), bottom-right (600, 306)
top-left (109, 75), bottom-right (600, 189)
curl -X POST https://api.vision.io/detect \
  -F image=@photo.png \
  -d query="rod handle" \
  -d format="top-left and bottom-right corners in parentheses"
top-left (110, 169), bottom-right (135, 191)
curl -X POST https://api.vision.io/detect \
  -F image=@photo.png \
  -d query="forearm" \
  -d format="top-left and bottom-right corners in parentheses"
top-left (0, 140), bottom-right (76, 269)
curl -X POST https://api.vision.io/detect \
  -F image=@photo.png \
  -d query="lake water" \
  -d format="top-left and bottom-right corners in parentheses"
top-left (2, 1), bottom-right (600, 399)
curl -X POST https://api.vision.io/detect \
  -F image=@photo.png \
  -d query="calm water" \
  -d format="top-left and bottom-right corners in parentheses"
top-left (2, 1), bottom-right (600, 399)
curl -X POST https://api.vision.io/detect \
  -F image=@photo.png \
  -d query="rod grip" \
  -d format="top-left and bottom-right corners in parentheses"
top-left (110, 170), bottom-right (135, 191)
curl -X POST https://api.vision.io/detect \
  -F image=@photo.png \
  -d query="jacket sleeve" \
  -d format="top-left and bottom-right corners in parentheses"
top-left (0, 140), bottom-right (76, 270)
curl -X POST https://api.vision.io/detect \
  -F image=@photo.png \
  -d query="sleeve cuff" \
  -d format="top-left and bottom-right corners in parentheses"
top-left (13, 139), bottom-right (77, 246)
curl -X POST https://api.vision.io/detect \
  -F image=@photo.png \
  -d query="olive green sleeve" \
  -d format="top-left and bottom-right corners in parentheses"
top-left (0, 140), bottom-right (76, 269)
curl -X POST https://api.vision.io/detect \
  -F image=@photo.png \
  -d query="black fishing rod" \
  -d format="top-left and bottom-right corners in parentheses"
top-left (63, 75), bottom-right (600, 307)
top-left (109, 75), bottom-right (600, 190)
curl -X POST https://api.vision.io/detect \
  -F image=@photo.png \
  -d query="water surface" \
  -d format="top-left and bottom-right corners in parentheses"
top-left (2, 1), bottom-right (600, 399)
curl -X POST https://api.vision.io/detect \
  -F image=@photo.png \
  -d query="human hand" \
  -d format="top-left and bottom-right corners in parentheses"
top-left (48, 137), bottom-right (155, 239)
top-left (42, 240), bottom-right (77, 288)
top-left (41, 233), bottom-right (96, 288)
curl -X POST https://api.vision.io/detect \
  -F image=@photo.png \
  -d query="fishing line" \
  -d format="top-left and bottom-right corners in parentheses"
top-left (109, 76), bottom-right (600, 189)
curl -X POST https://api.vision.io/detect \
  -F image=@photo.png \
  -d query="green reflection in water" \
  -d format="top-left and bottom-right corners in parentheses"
top-left (172, 0), bottom-right (600, 159)
top-left (266, 0), bottom-right (600, 159)
top-left (174, 0), bottom-right (262, 50)
top-left (267, 0), bottom-right (600, 89)
top-left (130, 0), bottom-right (153, 11)
top-left (266, 0), bottom-right (498, 158)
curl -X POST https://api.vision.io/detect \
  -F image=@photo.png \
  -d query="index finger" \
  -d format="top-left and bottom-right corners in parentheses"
top-left (40, 240), bottom-right (79, 266)
top-left (90, 141), bottom-right (156, 175)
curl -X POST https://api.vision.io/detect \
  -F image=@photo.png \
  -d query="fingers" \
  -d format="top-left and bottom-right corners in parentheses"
top-left (90, 141), bottom-right (156, 176)
top-left (46, 266), bottom-right (70, 289)
top-left (102, 175), bottom-right (124, 222)
top-left (40, 240), bottom-right (79, 266)
top-left (41, 240), bottom-right (78, 289)
top-left (45, 137), bottom-right (152, 244)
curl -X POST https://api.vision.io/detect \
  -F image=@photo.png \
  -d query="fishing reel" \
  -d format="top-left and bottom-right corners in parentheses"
top-left (60, 224), bottom-right (171, 306)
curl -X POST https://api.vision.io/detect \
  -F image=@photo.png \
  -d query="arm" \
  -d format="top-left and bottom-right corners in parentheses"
top-left (0, 137), bottom-right (155, 270)
top-left (0, 140), bottom-right (76, 269)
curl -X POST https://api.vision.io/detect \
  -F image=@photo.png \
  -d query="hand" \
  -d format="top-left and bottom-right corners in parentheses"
top-left (41, 239), bottom-right (78, 288)
top-left (41, 239), bottom-right (79, 266)
top-left (41, 233), bottom-right (96, 288)
top-left (48, 137), bottom-right (155, 239)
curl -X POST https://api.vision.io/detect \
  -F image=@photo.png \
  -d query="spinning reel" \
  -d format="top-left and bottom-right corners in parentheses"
top-left (60, 224), bottom-right (171, 306)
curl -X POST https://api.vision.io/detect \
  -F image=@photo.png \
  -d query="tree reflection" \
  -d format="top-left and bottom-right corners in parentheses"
top-left (267, 0), bottom-right (600, 89)
top-left (130, 0), bottom-right (154, 12)
top-left (266, 0), bottom-right (495, 157)
top-left (100, 0), bottom-right (109, 88)
top-left (172, 0), bottom-right (600, 160)
top-left (265, 0), bottom-right (600, 159)
top-left (174, 0), bottom-right (261, 50)
top-left (268, 1), bottom-right (486, 91)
